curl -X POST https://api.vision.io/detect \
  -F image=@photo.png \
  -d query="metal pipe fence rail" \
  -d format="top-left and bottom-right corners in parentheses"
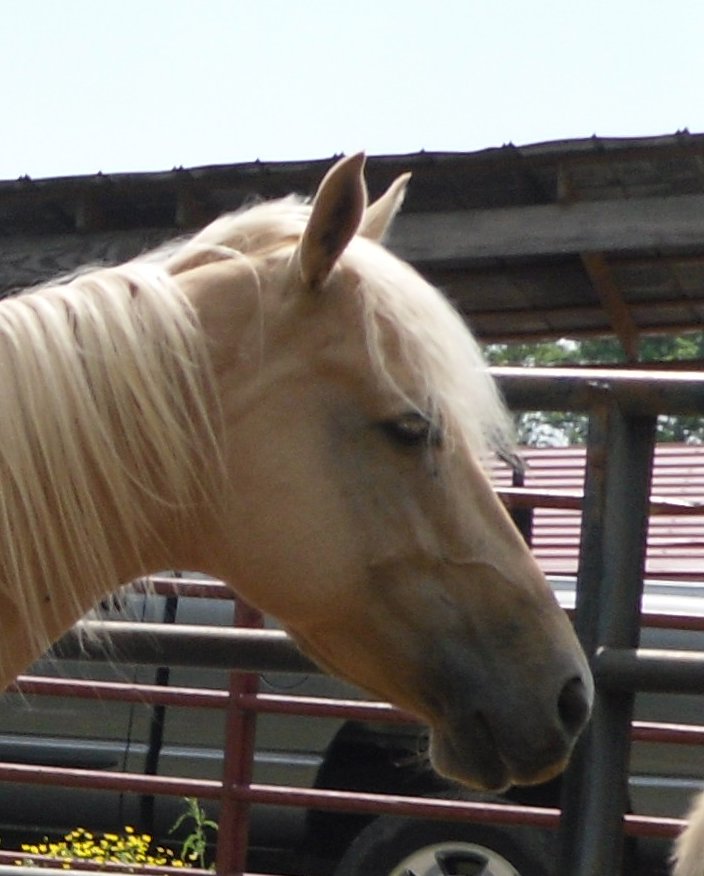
top-left (0, 612), bottom-right (701, 875)
top-left (0, 367), bottom-right (701, 876)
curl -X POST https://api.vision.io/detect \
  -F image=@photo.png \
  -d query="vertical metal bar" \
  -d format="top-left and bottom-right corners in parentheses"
top-left (215, 599), bottom-right (263, 876)
top-left (555, 399), bottom-right (610, 870)
top-left (510, 463), bottom-right (534, 545)
top-left (141, 592), bottom-right (179, 832)
top-left (558, 397), bottom-right (657, 876)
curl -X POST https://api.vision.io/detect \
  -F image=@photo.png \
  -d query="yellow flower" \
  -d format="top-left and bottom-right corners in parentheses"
top-left (14, 822), bottom-right (203, 869)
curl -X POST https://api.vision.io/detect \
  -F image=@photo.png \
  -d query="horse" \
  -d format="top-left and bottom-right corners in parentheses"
top-left (673, 790), bottom-right (704, 875)
top-left (0, 153), bottom-right (593, 791)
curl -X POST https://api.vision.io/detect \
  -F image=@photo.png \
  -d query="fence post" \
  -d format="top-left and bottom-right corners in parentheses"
top-left (215, 599), bottom-right (263, 876)
top-left (557, 396), bottom-right (657, 876)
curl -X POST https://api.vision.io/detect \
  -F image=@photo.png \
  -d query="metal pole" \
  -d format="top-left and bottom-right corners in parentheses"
top-left (558, 397), bottom-right (657, 876)
top-left (494, 367), bottom-right (704, 416)
top-left (595, 647), bottom-right (704, 693)
top-left (215, 600), bottom-right (263, 876)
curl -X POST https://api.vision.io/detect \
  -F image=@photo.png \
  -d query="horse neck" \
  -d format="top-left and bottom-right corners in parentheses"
top-left (0, 269), bottom-right (221, 686)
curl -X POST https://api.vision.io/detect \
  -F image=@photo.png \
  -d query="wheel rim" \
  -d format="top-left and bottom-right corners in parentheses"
top-left (389, 840), bottom-right (521, 876)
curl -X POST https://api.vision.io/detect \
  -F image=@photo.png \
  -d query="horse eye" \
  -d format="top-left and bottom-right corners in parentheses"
top-left (382, 412), bottom-right (441, 448)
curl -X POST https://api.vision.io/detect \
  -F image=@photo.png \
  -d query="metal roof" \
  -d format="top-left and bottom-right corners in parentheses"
top-left (3, 132), bottom-right (704, 359)
top-left (492, 444), bottom-right (704, 581)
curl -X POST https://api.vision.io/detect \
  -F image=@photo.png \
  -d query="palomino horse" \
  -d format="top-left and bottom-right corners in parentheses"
top-left (0, 154), bottom-right (592, 791)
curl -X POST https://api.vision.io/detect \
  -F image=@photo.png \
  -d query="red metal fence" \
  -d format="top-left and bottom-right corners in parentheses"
top-left (0, 592), bottom-right (697, 876)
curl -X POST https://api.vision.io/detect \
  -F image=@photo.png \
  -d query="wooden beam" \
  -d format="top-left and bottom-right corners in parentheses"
top-left (387, 193), bottom-right (704, 265)
top-left (580, 252), bottom-right (640, 361)
top-left (0, 229), bottom-right (172, 293)
top-left (6, 191), bottom-right (704, 293)
top-left (464, 292), bottom-right (704, 341)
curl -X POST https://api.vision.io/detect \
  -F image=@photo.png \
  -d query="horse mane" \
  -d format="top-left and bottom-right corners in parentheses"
top-left (0, 260), bottom-right (219, 660)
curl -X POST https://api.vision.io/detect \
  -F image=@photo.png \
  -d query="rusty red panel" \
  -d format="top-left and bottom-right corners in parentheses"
top-left (492, 444), bottom-right (704, 579)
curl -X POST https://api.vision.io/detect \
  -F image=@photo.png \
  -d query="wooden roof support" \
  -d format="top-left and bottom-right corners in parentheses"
top-left (389, 193), bottom-right (704, 265)
top-left (580, 252), bottom-right (640, 361)
top-left (558, 163), bottom-right (640, 360)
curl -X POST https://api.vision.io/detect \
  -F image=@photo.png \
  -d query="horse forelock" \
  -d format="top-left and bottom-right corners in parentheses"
top-left (357, 247), bottom-right (513, 464)
top-left (163, 199), bottom-right (513, 465)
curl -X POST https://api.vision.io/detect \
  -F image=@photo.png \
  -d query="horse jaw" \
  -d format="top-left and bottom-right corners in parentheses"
top-left (284, 553), bottom-right (593, 792)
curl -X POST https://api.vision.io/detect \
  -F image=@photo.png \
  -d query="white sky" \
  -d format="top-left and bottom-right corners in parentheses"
top-left (2, 0), bottom-right (704, 181)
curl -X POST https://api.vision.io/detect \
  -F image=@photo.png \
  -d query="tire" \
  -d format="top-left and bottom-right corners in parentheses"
top-left (333, 811), bottom-right (552, 876)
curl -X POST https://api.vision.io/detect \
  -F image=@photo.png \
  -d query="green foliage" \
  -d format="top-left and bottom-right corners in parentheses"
top-left (170, 797), bottom-right (219, 871)
top-left (486, 332), bottom-right (704, 368)
top-left (484, 333), bottom-right (704, 445)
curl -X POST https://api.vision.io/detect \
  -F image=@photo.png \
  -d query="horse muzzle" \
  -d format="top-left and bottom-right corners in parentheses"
top-left (427, 670), bottom-right (593, 791)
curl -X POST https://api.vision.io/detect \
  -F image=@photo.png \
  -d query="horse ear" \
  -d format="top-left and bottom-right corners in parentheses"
top-left (360, 172), bottom-right (412, 242)
top-left (297, 153), bottom-right (367, 290)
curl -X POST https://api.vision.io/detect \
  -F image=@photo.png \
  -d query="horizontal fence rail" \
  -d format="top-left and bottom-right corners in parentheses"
top-left (595, 646), bottom-right (704, 692)
top-left (49, 607), bottom-right (704, 670)
top-left (52, 623), bottom-right (317, 673)
top-left (493, 366), bottom-right (704, 415)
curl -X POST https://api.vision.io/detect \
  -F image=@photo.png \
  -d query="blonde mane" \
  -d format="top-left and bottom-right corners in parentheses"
top-left (0, 192), bottom-right (511, 666)
top-left (0, 261), bottom-right (219, 661)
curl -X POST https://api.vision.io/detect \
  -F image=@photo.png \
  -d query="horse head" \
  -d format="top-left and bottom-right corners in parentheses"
top-left (173, 154), bottom-right (593, 791)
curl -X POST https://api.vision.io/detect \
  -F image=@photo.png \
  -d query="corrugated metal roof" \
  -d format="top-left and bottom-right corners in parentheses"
top-left (492, 444), bottom-right (704, 581)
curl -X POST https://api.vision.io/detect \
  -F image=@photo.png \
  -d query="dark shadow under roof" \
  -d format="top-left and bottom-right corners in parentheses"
top-left (3, 132), bottom-right (704, 360)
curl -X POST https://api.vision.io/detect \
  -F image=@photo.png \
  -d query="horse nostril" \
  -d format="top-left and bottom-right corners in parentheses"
top-left (557, 676), bottom-right (591, 736)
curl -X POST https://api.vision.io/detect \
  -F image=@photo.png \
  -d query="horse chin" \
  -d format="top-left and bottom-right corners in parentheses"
top-left (429, 719), bottom-right (511, 792)
top-left (428, 717), bottom-right (570, 792)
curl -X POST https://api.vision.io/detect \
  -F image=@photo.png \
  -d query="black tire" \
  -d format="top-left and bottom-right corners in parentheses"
top-left (333, 811), bottom-right (552, 876)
